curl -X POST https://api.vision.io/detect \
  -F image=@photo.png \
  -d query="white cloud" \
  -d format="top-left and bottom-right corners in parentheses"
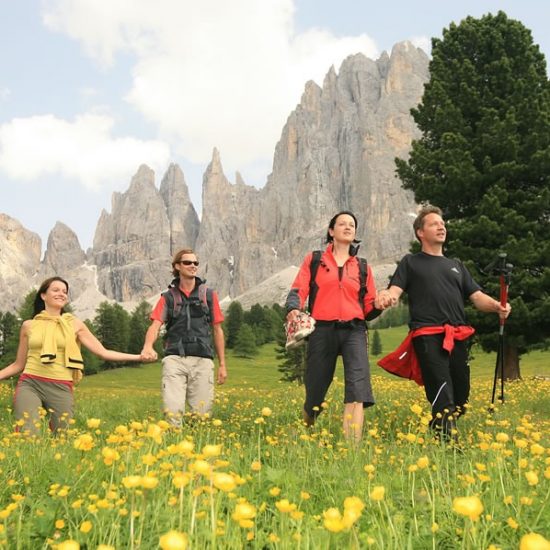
top-left (42, 0), bottom-right (380, 180)
top-left (0, 114), bottom-right (170, 188)
top-left (0, 87), bottom-right (10, 101)
top-left (409, 35), bottom-right (432, 56)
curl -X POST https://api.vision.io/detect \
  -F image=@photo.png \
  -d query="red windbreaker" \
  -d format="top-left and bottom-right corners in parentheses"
top-left (288, 245), bottom-right (376, 321)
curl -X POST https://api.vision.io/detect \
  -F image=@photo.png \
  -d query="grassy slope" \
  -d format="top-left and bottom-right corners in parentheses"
top-left (80, 325), bottom-right (549, 392)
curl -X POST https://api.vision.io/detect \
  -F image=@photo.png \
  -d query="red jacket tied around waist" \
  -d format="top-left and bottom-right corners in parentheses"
top-left (377, 325), bottom-right (475, 386)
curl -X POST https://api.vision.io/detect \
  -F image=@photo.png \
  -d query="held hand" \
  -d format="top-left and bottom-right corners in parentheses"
top-left (375, 290), bottom-right (396, 310)
top-left (140, 348), bottom-right (158, 362)
top-left (217, 365), bottom-right (227, 385)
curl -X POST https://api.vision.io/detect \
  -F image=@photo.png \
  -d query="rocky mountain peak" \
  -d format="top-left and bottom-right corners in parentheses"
top-left (0, 214), bottom-right (41, 311)
top-left (1, 42), bottom-right (428, 315)
top-left (41, 222), bottom-right (85, 274)
top-left (159, 162), bottom-right (199, 254)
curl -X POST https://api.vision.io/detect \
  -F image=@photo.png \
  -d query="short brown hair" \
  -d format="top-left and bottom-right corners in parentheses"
top-left (413, 205), bottom-right (443, 241)
top-left (171, 248), bottom-right (197, 277)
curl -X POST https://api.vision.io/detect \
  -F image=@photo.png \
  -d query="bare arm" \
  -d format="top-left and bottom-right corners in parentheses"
top-left (140, 320), bottom-right (162, 361)
top-left (74, 319), bottom-right (143, 362)
top-left (469, 290), bottom-right (511, 319)
top-left (213, 323), bottom-right (227, 384)
top-left (0, 322), bottom-right (30, 381)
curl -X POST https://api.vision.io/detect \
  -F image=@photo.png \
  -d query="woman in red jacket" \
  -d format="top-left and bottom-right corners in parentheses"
top-left (285, 211), bottom-right (379, 442)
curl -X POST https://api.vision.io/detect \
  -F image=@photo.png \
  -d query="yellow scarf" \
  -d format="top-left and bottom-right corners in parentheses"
top-left (34, 312), bottom-right (84, 371)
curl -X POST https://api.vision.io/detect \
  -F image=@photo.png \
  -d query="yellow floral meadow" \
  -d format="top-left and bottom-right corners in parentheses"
top-left (0, 370), bottom-right (547, 548)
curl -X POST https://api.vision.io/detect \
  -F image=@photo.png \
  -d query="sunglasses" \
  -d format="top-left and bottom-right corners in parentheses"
top-left (177, 260), bottom-right (199, 266)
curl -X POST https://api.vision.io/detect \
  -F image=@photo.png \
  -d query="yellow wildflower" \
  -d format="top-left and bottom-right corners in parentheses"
top-left (519, 533), bottom-right (550, 550)
top-left (417, 456), bottom-right (429, 469)
top-left (79, 520), bottom-right (93, 533)
top-left (212, 473), bottom-right (237, 492)
top-left (323, 508), bottom-right (345, 533)
top-left (73, 434), bottom-right (94, 451)
top-left (370, 486), bottom-right (385, 501)
top-left (159, 530), bottom-right (188, 550)
top-left (86, 418), bottom-right (101, 429)
top-left (452, 496), bottom-right (483, 521)
top-left (275, 499), bottom-right (297, 513)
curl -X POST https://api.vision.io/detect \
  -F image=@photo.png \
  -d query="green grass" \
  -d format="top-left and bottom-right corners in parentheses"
top-left (81, 325), bottom-right (549, 395)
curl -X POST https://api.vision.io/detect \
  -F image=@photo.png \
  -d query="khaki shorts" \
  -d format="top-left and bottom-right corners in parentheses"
top-left (161, 355), bottom-right (214, 425)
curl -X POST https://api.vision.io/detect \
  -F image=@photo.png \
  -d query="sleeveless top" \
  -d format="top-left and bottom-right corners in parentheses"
top-left (24, 312), bottom-right (83, 381)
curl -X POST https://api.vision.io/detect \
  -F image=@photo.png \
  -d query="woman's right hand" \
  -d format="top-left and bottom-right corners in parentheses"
top-left (286, 309), bottom-right (300, 322)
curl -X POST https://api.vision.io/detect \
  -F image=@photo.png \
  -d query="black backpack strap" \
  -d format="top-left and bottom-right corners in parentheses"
top-left (358, 257), bottom-right (368, 306)
top-left (308, 250), bottom-right (322, 313)
top-left (198, 284), bottom-right (214, 324)
top-left (163, 287), bottom-right (183, 330)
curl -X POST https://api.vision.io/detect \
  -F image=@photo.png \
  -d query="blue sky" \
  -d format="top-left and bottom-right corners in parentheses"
top-left (1, 1), bottom-right (548, 251)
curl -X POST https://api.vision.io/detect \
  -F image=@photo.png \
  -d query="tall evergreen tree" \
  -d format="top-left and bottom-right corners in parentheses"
top-left (275, 326), bottom-right (307, 384)
top-left (371, 329), bottom-right (383, 357)
top-left (0, 290), bottom-right (36, 366)
top-left (225, 301), bottom-right (244, 348)
top-left (396, 12), bottom-right (550, 378)
top-left (93, 302), bottom-right (131, 369)
top-left (81, 320), bottom-right (101, 375)
top-left (128, 301), bottom-right (152, 355)
top-left (233, 324), bottom-right (258, 358)
top-left (0, 312), bottom-right (18, 359)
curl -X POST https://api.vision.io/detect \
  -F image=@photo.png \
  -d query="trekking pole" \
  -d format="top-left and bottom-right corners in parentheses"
top-left (490, 254), bottom-right (512, 406)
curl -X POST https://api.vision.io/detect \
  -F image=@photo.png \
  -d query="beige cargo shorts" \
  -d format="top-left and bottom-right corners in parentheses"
top-left (161, 355), bottom-right (214, 425)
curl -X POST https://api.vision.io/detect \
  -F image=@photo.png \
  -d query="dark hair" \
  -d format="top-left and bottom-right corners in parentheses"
top-left (413, 204), bottom-right (443, 242)
top-left (171, 248), bottom-right (197, 277)
top-left (326, 211), bottom-right (361, 244)
top-left (33, 277), bottom-right (70, 317)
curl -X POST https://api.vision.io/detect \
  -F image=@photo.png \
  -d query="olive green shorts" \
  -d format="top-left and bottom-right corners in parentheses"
top-left (14, 375), bottom-right (73, 434)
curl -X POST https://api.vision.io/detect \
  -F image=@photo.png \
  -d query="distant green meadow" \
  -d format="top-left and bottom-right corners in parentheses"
top-left (0, 327), bottom-right (548, 549)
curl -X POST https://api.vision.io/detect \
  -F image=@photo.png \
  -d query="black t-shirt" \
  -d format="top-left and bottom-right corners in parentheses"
top-left (390, 252), bottom-right (481, 329)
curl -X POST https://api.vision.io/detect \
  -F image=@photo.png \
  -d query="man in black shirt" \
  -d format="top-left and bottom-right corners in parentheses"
top-left (376, 205), bottom-right (511, 441)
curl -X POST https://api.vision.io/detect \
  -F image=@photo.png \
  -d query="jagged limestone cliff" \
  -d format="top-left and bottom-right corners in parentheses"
top-left (1, 43), bottom-right (428, 314)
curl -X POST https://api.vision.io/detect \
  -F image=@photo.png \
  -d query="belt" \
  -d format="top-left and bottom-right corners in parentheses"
top-left (315, 319), bottom-right (364, 329)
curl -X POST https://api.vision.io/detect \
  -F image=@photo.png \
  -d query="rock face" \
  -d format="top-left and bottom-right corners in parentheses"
top-left (91, 164), bottom-right (201, 302)
top-left (36, 221), bottom-right (100, 304)
top-left (40, 222), bottom-right (86, 274)
top-left (198, 43), bottom-right (428, 297)
top-left (159, 163), bottom-right (200, 254)
top-left (0, 42), bottom-right (429, 315)
top-left (0, 214), bottom-right (41, 312)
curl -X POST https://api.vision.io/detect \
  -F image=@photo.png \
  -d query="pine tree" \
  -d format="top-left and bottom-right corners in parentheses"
top-left (396, 12), bottom-right (550, 379)
top-left (0, 290), bottom-right (36, 366)
top-left (371, 329), bottom-right (383, 356)
top-left (128, 301), bottom-right (152, 355)
top-left (275, 322), bottom-right (307, 384)
top-left (224, 301), bottom-right (244, 348)
top-left (93, 302), bottom-right (131, 369)
top-left (233, 324), bottom-right (258, 358)
top-left (81, 320), bottom-right (101, 374)
top-left (0, 312), bottom-right (18, 359)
